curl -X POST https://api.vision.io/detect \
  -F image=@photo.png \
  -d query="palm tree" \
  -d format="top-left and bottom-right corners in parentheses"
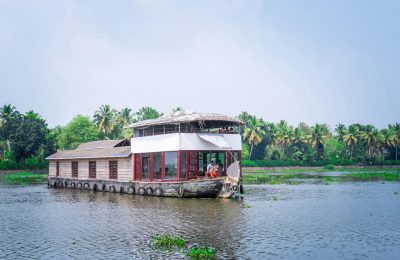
top-left (308, 124), bottom-right (330, 159)
top-left (0, 104), bottom-right (17, 125)
top-left (274, 121), bottom-right (294, 158)
top-left (93, 105), bottom-right (116, 136)
top-left (380, 128), bottom-right (396, 161)
top-left (335, 124), bottom-right (346, 142)
top-left (389, 124), bottom-right (400, 161)
top-left (242, 116), bottom-right (266, 160)
top-left (360, 125), bottom-right (382, 160)
top-left (343, 125), bottom-right (360, 160)
top-left (119, 108), bottom-right (133, 127)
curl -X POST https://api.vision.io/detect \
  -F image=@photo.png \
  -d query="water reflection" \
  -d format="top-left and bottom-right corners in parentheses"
top-left (1, 183), bottom-right (400, 259)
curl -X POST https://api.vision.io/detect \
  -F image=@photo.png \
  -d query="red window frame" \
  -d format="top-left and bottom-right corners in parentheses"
top-left (71, 161), bottom-right (78, 178)
top-left (89, 161), bottom-right (96, 178)
top-left (56, 161), bottom-right (60, 177)
top-left (109, 161), bottom-right (118, 179)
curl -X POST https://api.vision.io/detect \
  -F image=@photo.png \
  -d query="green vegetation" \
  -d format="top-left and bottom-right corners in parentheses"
top-left (0, 104), bottom-right (163, 169)
top-left (152, 234), bottom-right (186, 248)
top-left (324, 164), bottom-right (335, 170)
top-left (241, 203), bottom-right (251, 208)
top-left (242, 171), bottom-right (400, 185)
top-left (1, 104), bottom-right (399, 170)
top-left (239, 112), bottom-right (400, 166)
top-left (0, 172), bottom-right (47, 185)
top-left (187, 247), bottom-right (216, 259)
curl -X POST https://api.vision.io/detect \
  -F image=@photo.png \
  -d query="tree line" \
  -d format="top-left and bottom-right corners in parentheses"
top-left (239, 112), bottom-right (400, 166)
top-left (0, 104), bottom-right (399, 169)
top-left (0, 104), bottom-right (164, 169)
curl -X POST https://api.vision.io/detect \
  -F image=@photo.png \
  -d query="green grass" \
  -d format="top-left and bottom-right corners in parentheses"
top-left (187, 247), bottom-right (216, 259)
top-left (152, 234), bottom-right (186, 248)
top-left (243, 172), bottom-right (400, 185)
top-left (243, 166), bottom-right (400, 174)
top-left (0, 171), bottom-right (47, 185)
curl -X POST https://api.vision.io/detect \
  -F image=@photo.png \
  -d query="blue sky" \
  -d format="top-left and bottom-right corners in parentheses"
top-left (0, 0), bottom-right (399, 128)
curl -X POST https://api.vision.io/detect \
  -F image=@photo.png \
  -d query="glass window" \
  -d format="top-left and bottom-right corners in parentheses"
top-left (141, 153), bottom-right (150, 180)
top-left (180, 152), bottom-right (186, 179)
top-left (153, 153), bottom-right (162, 179)
top-left (164, 151), bottom-right (177, 179)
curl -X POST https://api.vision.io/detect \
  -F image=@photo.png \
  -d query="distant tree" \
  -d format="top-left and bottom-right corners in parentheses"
top-left (380, 128), bottom-right (396, 160)
top-left (389, 123), bottom-right (400, 160)
top-left (359, 125), bottom-right (382, 160)
top-left (242, 116), bottom-right (266, 160)
top-left (135, 107), bottom-right (162, 121)
top-left (93, 105), bottom-right (117, 136)
top-left (59, 115), bottom-right (100, 150)
top-left (119, 108), bottom-right (133, 127)
top-left (7, 112), bottom-right (50, 162)
top-left (308, 124), bottom-right (330, 159)
top-left (335, 124), bottom-right (346, 142)
top-left (343, 125), bottom-right (360, 160)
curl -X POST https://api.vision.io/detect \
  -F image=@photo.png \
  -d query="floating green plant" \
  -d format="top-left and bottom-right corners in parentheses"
top-left (187, 246), bottom-right (216, 259)
top-left (152, 234), bottom-right (186, 248)
top-left (242, 203), bottom-right (251, 208)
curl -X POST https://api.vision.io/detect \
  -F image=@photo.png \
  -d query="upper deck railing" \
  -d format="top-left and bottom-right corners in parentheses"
top-left (133, 123), bottom-right (239, 138)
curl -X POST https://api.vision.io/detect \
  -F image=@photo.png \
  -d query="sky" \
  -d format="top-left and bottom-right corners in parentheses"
top-left (0, 0), bottom-right (399, 129)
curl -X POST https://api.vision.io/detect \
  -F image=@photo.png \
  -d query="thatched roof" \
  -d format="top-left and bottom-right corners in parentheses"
top-left (46, 139), bottom-right (132, 160)
top-left (77, 139), bottom-right (130, 150)
top-left (130, 110), bottom-right (244, 128)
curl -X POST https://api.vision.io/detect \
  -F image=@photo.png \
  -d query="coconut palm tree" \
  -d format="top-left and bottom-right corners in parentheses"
top-left (380, 128), bottom-right (396, 161)
top-left (360, 125), bottom-right (382, 160)
top-left (274, 121), bottom-right (294, 158)
top-left (93, 105), bottom-right (117, 136)
top-left (343, 125), bottom-right (360, 160)
top-left (242, 116), bottom-right (266, 160)
top-left (389, 124), bottom-right (400, 161)
top-left (335, 124), bottom-right (346, 142)
top-left (308, 124), bottom-right (330, 159)
top-left (119, 108), bottom-right (133, 127)
top-left (0, 104), bottom-right (18, 125)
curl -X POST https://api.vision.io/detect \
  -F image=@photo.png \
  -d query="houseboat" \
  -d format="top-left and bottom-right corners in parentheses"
top-left (47, 111), bottom-right (244, 198)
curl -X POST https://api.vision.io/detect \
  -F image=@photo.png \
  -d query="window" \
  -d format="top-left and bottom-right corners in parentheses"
top-left (89, 161), bottom-right (96, 178)
top-left (56, 161), bottom-right (60, 177)
top-left (72, 161), bottom-right (78, 178)
top-left (153, 152), bottom-right (162, 179)
top-left (180, 152), bottom-right (186, 179)
top-left (109, 161), bottom-right (118, 179)
top-left (164, 151), bottom-right (177, 179)
top-left (134, 154), bottom-right (141, 180)
top-left (141, 154), bottom-right (150, 180)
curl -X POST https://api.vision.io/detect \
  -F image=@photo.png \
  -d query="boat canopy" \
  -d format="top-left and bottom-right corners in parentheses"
top-left (129, 110), bottom-right (244, 129)
top-left (198, 133), bottom-right (232, 149)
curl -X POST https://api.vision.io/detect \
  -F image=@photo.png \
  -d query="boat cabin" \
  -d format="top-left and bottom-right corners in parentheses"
top-left (130, 110), bottom-right (243, 182)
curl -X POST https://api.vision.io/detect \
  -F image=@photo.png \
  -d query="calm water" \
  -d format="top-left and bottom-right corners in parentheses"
top-left (0, 183), bottom-right (399, 260)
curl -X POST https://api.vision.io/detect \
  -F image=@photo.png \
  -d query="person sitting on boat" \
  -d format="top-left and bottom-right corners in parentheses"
top-left (207, 160), bottom-right (217, 178)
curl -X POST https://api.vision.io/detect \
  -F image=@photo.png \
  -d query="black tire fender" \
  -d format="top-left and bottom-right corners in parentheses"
top-left (146, 187), bottom-right (153, 196)
top-left (155, 187), bottom-right (163, 196)
top-left (127, 186), bottom-right (135, 194)
top-left (109, 185), bottom-right (116, 193)
top-left (138, 187), bottom-right (146, 196)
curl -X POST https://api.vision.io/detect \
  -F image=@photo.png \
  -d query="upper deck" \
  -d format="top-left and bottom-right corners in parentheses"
top-left (129, 111), bottom-right (244, 153)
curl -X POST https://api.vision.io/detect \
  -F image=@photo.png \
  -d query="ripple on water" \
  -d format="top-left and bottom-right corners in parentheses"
top-left (0, 183), bottom-right (400, 259)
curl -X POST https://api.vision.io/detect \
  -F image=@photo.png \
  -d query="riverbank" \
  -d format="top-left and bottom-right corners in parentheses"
top-left (0, 171), bottom-right (47, 185)
top-left (243, 165), bottom-right (400, 174)
top-left (242, 170), bottom-right (400, 185)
